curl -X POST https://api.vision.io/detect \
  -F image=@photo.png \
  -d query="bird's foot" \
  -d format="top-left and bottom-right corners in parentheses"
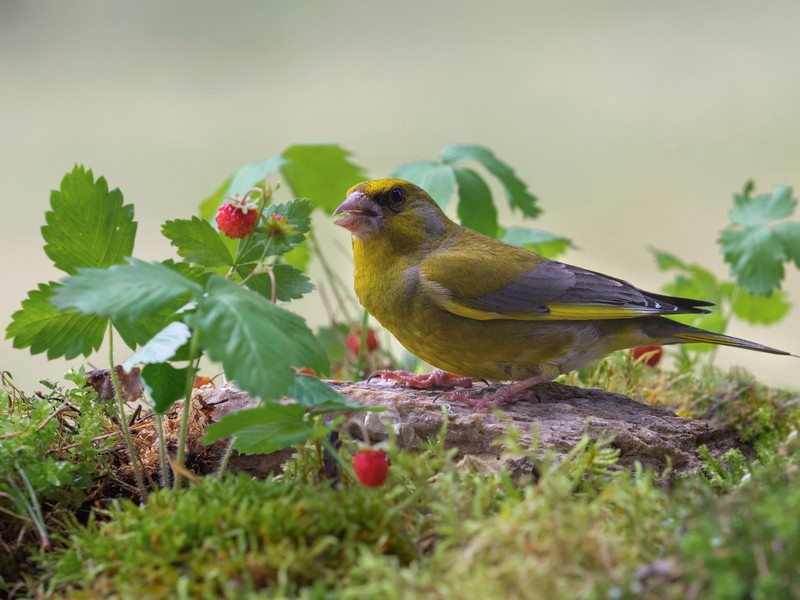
top-left (369, 369), bottom-right (474, 390)
top-left (450, 375), bottom-right (544, 410)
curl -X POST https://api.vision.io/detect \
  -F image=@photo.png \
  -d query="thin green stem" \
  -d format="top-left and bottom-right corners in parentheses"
top-left (174, 332), bottom-right (202, 489)
top-left (310, 229), bottom-right (355, 325)
top-left (356, 309), bottom-right (369, 375)
top-left (108, 322), bottom-right (147, 500)
top-left (155, 412), bottom-right (170, 489)
top-left (217, 437), bottom-right (237, 478)
top-left (10, 464), bottom-right (49, 549)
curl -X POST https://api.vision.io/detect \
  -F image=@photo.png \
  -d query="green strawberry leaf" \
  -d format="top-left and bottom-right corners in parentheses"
top-left (729, 288), bottom-right (791, 326)
top-left (227, 154), bottom-right (287, 198)
top-left (51, 258), bottom-right (202, 321)
top-left (775, 221), bottom-right (800, 268)
top-left (729, 183), bottom-right (795, 227)
top-left (390, 160), bottom-right (457, 210)
top-left (501, 226), bottom-right (574, 259)
top-left (6, 282), bottom-right (107, 359)
top-left (239, 263), bottom-right (315, 302)
top-left (454, 167), bottom-right (498, 236)
top-left (186, 275), bottom-right (329, 401)
top-left (124, 322), bottom-right (193, 370)
top-left (719, 227), bottom-right (788, 296)
top-left (237, 199), bottom-right (313, 263)
top-left (43, 165), bottom-right (137, 274)
top-left (280, 144), bottom-right (366, 213)
top-left (162, 217), bottom-right (233, 267)
top-left (718, 183), bottom-right (800, 296)
top-left (204, 403), bottom-right (326, 454)
top-left (141, 362), bottom-right (192, 414)
top-left (287, 374), bottom-right (360, 409)
top-left (440, 144), bottom-right (541, 218)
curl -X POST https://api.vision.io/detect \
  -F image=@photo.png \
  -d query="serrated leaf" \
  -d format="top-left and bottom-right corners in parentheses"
top-left (316, 324), bottom-right (350, 365)
top-left (186, 276), bottom-right (328, 401)
top-left (162, 217), bottom-right (233, 267)
top-left (239, 263), bottom-right (315, 302)
top-left (440, 144), bottom-right (541, 218)
top-left (51, 258), bottom-right (203, 321)
top-left (501, 226), bottom-right (573, 259)
top-left (280, 144), bottom-right (366, 213)
top-left (390, 160), bottom-right (456, 210)
top-left (123, 322), bottom-right (193, 371)
top-left (43, 165), bottom-right (138, 274)
top-left (198, 175), bottom-right (233, 221)
top-left (288, 374), bottom-right (357, 408)
top-left (227, 154), bottom-right (287, 198)
top-left (719, 227), bottom-right (787, 296)
top-left (729, 185), bottom-right (795, 227)
top-left (775, 221), bottom-right (800, 268)
top-left (454, 167), bottom-right (498, 236)
top-left (730, 288), bottom-right (791, 326)
top-left (204, 403), bottom-right (322, 454)
top-left (238, 199), bottom-right (313, 263)
top-left (141, 362), bottom-right (191, 414)
top-left (6, 282), bottom-right (107, 359)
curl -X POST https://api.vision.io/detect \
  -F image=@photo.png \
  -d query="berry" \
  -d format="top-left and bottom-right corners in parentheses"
top-left (353, 449), bottom-right (389, 487)
top-left (632, 345), bottom-right (663, 367)
top-left (346, 327), bottom-right (379, 356)
top-left (215, 201), bottom-right (259, 239)
top-left (266, 213), bottom-right (288, 236)
top-left (297, 368), bottom-right (317, 376)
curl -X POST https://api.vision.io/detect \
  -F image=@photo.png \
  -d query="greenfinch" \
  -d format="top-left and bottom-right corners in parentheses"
top-left (334, 178), bottom-right (791, 405)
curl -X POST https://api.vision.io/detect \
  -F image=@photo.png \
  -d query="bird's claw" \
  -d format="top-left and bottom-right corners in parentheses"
top-left (368, 369), bottom-right (474, 390)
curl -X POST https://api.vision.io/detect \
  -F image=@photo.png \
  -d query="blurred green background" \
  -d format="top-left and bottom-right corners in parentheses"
top-left (2, 0), bottom-right (799, 391)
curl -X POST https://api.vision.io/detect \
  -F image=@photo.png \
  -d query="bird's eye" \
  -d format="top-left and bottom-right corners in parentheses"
top-left (389, 187), bottom-right (405, 205)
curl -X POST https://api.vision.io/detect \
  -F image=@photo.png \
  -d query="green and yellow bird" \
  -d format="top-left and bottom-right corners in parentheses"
top-left (334, 178), bottom-right (791, 404)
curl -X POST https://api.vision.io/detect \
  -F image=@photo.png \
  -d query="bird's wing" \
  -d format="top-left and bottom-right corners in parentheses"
top-left (418, 250), bottom-right (712, 321)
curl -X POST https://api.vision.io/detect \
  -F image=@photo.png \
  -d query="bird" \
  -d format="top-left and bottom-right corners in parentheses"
top-left (333, 178), bottom-right (792, 406)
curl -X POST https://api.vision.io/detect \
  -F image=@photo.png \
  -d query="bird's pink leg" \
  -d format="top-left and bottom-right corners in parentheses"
top-left (369, 369), bottom-right (474, 390)
top-left (451, 375), bottom-right (544, 410)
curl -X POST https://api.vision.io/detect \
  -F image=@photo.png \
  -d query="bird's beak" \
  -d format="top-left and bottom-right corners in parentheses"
top-left (333, 191), bottom-right (384, 237)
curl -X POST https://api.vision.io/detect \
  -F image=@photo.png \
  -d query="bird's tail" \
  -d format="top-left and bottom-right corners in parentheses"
top-left (671, 328), bottom-right (792, 356)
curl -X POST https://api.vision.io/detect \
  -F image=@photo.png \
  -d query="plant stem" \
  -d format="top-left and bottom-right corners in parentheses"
top-left (310, 229), bottom-right (354, 325)
top-left (155, 412), bottom-right (170, 489)
top-left (174, 333), bottom-right (201, 489)
top-left (217, 437), bottom-right (237, 478)
top-left (10, 464), bottom-right (49, 549)
top-left (356, 310), bottom-right (369, 375)
top-left (107, 323), bottom-right (147, 500)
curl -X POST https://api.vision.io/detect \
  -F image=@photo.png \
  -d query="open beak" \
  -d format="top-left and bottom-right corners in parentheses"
top-left (333, 191), bottom-right (384, 237)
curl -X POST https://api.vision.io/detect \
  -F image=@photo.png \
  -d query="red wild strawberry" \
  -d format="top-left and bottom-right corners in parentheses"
top-left (632, 345), bottom-right (663, 367)
top-left (297, 368), bottom-right (317, 377)
top-left (215, 201), bottom-right (259, 239)
top-left (346, 327), bottom-right (379, 356)
top-left (353, 449), bottom-right (389, 487)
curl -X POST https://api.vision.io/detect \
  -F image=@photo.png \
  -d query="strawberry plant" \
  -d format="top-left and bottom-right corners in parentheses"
top-left (5, 146), bottom-right (379, 491)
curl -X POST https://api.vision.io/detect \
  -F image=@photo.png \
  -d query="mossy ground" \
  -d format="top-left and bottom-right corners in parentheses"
top-left (2, 354), bottom-right (799, 599)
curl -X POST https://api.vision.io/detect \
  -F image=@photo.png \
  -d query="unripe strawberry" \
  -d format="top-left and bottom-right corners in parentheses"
top-left (346, 327), bottom-right (379, 356)
top-left (215, 201), bottom-right (259, 239)
top-left (353, 449), bottom-right (389, 487)
top-left (632, 345), bottom-right (663, 367)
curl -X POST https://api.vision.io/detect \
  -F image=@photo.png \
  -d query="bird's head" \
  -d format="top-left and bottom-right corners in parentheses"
top-left (334, 179), bottom-right (449, 246)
